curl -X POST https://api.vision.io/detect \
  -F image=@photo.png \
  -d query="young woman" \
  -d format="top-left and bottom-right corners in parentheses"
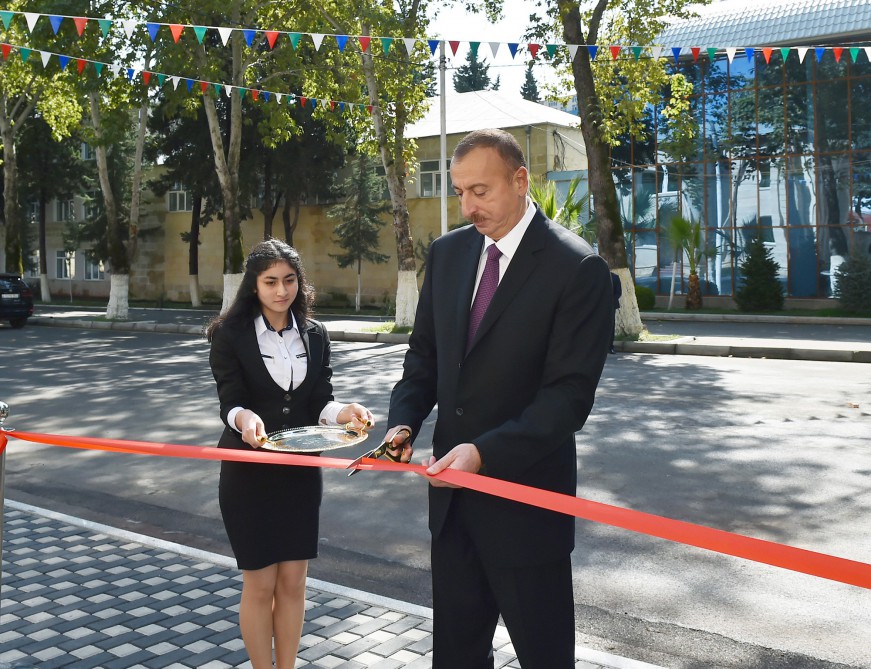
top-left (206, 238), bottom-right (373, 668)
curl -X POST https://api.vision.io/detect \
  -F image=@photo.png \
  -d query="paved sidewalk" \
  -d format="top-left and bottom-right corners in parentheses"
top-left (0, 501), bottom-right (663, 669)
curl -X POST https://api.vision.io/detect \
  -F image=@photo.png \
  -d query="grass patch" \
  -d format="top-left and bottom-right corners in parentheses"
top-left (363, 322), bottom-right (411, 335)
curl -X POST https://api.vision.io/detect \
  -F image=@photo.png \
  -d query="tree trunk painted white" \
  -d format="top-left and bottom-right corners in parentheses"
top-left (106, 274), bottom-right (129, 320)
top-left (668, 261), bottom-right (677, 310)
top-left (39, 274), bottom-right (50, 303)
top-left (356, 267), bottom-right (362, 313)
top-left (394, 270), bottom-right (418, 328)
top-left (188, 275), bottom-right (201, 308)
top-left (222, 273), bottom-right (243, 313)
top-left (614, 267), bottom-right (643, 338)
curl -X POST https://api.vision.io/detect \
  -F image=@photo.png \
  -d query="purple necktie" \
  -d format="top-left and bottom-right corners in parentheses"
top-left (467, 244), bottom-right (502, 350)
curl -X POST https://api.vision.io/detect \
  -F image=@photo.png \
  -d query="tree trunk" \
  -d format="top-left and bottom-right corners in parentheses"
top-left (188, 195), bottom-right (202, 307)
top-left (686, 273), bottom-right (702, 309)
top-left (282, 198), bottom-right (300, 246)
top-left (38, 196), bottom-right (50, 302)
top-left (1, 111), bottom-right (22, 274)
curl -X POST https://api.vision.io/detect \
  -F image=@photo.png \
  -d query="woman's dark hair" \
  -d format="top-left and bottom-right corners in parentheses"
top-left (206, 238), bottom-right (314, 341)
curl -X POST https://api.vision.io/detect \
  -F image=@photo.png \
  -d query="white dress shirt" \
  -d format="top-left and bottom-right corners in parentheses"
top-left (471, 197), bottom-right (536, 304)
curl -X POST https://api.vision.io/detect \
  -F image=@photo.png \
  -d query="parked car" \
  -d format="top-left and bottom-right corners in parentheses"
top-left (0, 273), bottom-right (34, 328)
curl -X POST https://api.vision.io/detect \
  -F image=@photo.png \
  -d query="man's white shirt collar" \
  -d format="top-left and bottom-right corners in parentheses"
top-left (483, 197), bottom-right (535, 261)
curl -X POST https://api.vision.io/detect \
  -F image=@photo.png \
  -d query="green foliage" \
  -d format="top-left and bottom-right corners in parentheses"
top-left (833, 251), bottom-right (871, 314)
top-left (453, 48), bottom-right (498, 93)
top-left (634, 283), bottom-right (655, 310)
top-left (528, 176), bottom-right (595, 244)
top-left (665, 214), bottom-right (713, 277)
top-left (520, 66), bottom-right (540, 102)
top-left (735, 237), bottom-right (784, 312)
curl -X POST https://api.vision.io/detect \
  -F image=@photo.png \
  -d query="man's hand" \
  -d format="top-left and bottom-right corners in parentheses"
top-left (422, 443), bottom-right (482, 487)
top-left (383, 425), bottom-right (414, 463)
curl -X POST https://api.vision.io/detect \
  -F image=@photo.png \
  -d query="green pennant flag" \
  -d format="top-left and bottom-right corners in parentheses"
top-left (193, 26), bottom-right (207, 44)
top-left (546, 44), bottom-right (558, 59)
top-left (850, 47), bottom-right (860, 63)
top-left (707, 47), bottom-right (717, 61)
top-left (19, 48), bottom-right (31, 62)
top-left (381, 37), bottom-right (392, 55)
top-left (780, 47), bottom-right (790, 62)
top-left (0, 10), bottom-right (13, 29)
top-left (98, 19), bottom-right (111, 37)
top-left (157, 73), bottom-right (166, 87)
top-left (213, 83), bottom-right (222, 96)
top-left (632, 46), bottom-right (643, 60)
top-left (470, 41), bottom-right (480, 57)
top-left (237, 87), bottom-right (246, 100)
top-left (94, 62), bottom-right (104, 76)
top-left (289, 33), bottom-right (301, 49)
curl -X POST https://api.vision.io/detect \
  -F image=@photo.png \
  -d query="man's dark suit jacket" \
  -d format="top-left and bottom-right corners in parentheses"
top-left (388, 208), bottom-right (613, 567)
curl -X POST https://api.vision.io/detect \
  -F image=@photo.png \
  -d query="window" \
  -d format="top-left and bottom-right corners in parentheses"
top-left (56, 250), bottom-right (75, 279)
top-left (418, 160), bottom-right (452, 198)
top-left (81, 143), bottom-right (96, 160)
top-left (758, 159), bottom-right (771, 189)
top-left (56, 199), bottom-right (76, 222)
top-left (27, 252), bottom-right (39, 278)
top-left (168, 183), bottom-right (193, 212)
top-left (84, 256), bottom-right (104, 281)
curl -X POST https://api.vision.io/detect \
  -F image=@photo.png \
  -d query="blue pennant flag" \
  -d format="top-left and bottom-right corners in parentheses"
top-left (428, 39), bottom-right (439, 55)
top-left (672, 47), bottom-right (682, 64)
top-left (147, 23), bottom-right (159, 41)
top-left (243, 29), bottom-right (255, 46)
top-left (49, 15), bottom-right (63, 34)
top-left (127, 67), bottom-right (135, 81)
top-left (587, 45), bottom-right (598, 60)
top-left (745, 47), bottom-right (754, 62)
top-left (262, 91), bottom-right (271, 102)
top-left (339, 102), bottom-right (345, 113)
top-left (187, 79), bottom-right (194, 92)
top-left (507, 43), bottom-right (519, 59)
top-left (815, 47), bottom-right (825, 62)
top-left (58, 55), bottom-right (70, 70)
top-left (336, 35), bottom-right (348, 52)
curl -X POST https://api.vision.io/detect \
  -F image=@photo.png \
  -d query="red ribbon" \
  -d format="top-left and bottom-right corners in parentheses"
top-left (4, 429), bottom-right (871, 590)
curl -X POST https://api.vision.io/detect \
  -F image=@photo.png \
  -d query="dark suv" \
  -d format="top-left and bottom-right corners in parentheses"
top-left (0, 273), bottom-right (34, 328)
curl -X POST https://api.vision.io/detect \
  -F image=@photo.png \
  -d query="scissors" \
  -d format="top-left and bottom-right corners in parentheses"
top-left (347, 427), bottom-right (411, 476)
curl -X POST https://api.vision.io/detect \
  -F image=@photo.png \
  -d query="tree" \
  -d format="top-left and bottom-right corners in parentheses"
top-left (453, 46), bottom-right (499, 93)
top-left (520, 66), bottom-right (540, 102)
top-left (833, 251), bottom-right (871, 314)
top-left (666, 214), bottom-right (714, 310)
top-left (735, 236), bottom-right (784, 312)
top-left (328, 155), bottom-right (391, 311)
top-left (528, 175), bottom-right (594, 243)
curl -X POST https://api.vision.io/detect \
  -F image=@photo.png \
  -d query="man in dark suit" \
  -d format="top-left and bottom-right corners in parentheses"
top-left (384, 128), bottom-right (612, 668)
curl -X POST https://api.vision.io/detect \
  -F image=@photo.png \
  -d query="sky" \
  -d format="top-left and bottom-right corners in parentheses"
top-left (427, 0), bottom-right (564, 99)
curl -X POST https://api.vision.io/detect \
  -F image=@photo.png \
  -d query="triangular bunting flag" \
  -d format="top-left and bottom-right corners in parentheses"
top-left (833, 46), bottom-right (843, 62)
top-left (193, 26), bottom-right (206, 44)
top-left (323, 99), bottom-right (331, 110)
top-left (367, 105), bottom-right (373, 114)
top-left (49, 15), bottom-right (63, 35)
top-left (508, 43), bottom-right (519, 59)
top-left (815, 47), bottom-right (825, 62)
top-left (142, 71), bottom-right (151, 85)
top-left (224, 84), bottom-right (232, 97)
top-left (262, 91), bottom-right (271, 101)
top-left (672, 47), bottom-right (682, 64)
top-left (265, 31), bottom-right (279, 49)
top-left (59, 55), bottom-right (70, 71)
top-left (448, 40), bottom-right (460, 56)
top-left (275, 92), bottom-right (283, 104)
top-left (780, 47), bottom-right (790, 62)
top-left (381, 37), bottom-right (393, 55)
top-left (632, 46), bottom-right (643, 60)
top-left (403, 38), bottom-right (416, 55)
top-left (186, 79), bottom-right (195, 92)
top-left (609, 45), bottom-right (620, 60)
top-left (337, 35), bottom-right (349, 52)
top-left (111, 63), bottom-right (122, 77)
top-left (127, 67), bottom-right (135, 81)
top-left (797, 47), bottom-right (809, 63)
top-left (73, 17), bottom-right (87, 36)
top-left (706, 47), bottom-right (717, 61)
top-left (171, 76), bottom-right (180, 90)
top-left (1, 44), bottom-right (10, 60)
top-left (157, 73), bottom-right (166, 86)
top-left (24, 13), bottom-right (40, 32)
top-left (311, 34), bottom-right (324, 51)
top-left (546, 44), bottom-right (558, 59)
top-left (19, 48), bottom-right (31, 62)
top-left (470, 41), bottom-right (480, 57)
top-left (339, 102), bottom-right (345, 113)
top-left (762, 47), bottom-right (772, 64)
top-left (490, 42), bottom-right (500, 57)
top-left (310, 97), bottom-right (317, 109)
top-left (865, 47), bottom-right (871, 64)
top-left (567, 44), bottom-right (579, 61)
top-left (170, 24), bottom-right (183, 42)
top-left (529, 43), bottom-right (541, 59)
top-left (849, 47), bottom-right (860, 63)
top-left (40, 51), bottom-right (51, 67)
top-left (587, 45), bottom-right (598, 60)
top-left (147, 23), bottom-right (160, 42)
top-left (428, 39), bottom-right (439, 56)
top-left (650, 46), bottom-right (663, 60)
top-left (359, 36), bottom-right (371, 52)
top-left (745, 47), bottom-right (754, 62)
top-left (213, 83), bottom-right (221, 96)
top-left (691, 47), bottom-right (701, 61)
top-left (98, 19), bottom-right (111, 37)
top-left (725, 47), bottom-right (736, 62)
top-left (289, 33), bottom-right (301, 49)
top-left (0, 11), bottom-right (13, 30)
top-left (300, 96), bottom-right (307, 107)
top-left (77, 59), bottom-right (87, 74)
top-left (251, 87), bottom-right (260, 100)
top-left (122, 19), bottom-right (136, 38)
top-left (243, 29), bottom-right (255, 46)
top-left (218, 27), bottom-right (232, 46)
top-left (237, 87), bottom-right (246, 99)
top-left (94, 62), bottom-right (103, 76)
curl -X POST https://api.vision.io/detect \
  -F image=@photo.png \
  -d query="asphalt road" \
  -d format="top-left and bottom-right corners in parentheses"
top-left (1, 325), bottom-right (869, 668)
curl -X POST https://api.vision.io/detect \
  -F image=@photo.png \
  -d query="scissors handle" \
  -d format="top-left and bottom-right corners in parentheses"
top-left (347, 428), bottom-right (410, 476)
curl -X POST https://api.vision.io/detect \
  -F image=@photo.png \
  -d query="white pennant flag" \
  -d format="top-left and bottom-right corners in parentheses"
top-left (865, 46), bottom-right (871, 63)
top-left (40, 51), bottom-right (51, 67)
top-left (275, 92), bottom-right (283, 104)
top-left (171, 76), bottom-right (180, 90)
top-left (796, 47), bottom-right (809, 62)
top-left (311, 33), bottom-right (325, 51)
top-left (224, 84), bottom-right (232, 97)
top-left (403, 38), bottom-right (417, 55)
top-left (218, 27), bottom-right (232, 46)
top-left (725, 47), bottom-right (737, 62)
top-left (113, 63), bottom-right (123, 78)
top-left (567, 44), bottom-right (579, 61)
top-left (489, 42), bottom-right (500, 58)
top-left (650, 46), bottom-right (663, 60)
top-left (24, 13), bottom-right (40, 32)
top-left (122, 19), bottom-right (136, 39)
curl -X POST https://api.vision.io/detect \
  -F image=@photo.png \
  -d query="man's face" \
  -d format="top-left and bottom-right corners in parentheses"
top-left (450, 146), bottom-right (528, 241)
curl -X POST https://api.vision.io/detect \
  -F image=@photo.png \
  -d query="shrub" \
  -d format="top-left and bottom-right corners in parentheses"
top-left (834, 251), bottom-right (871, 313)
top-left (735, 237), bottom-right (784, 311)
top-left (634, 284), bottom-right (656, 310)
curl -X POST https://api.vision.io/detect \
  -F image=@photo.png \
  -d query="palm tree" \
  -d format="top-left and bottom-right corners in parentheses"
top-left (665, 214), bottom-right (714, 310)
top-left (528, 176), bottom-right (596, 244)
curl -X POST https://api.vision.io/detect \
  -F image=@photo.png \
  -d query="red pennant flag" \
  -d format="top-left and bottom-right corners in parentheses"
top-left (77, 59), bottom-right (87, 74)
top-left (609, 45), bottom-right (620, 60)
top-left (762, 47), bottom-right (773, 64)
top-left (265, 30), bottom-right (279, 49)
top-left (367, 104), bottom-right (373, 114)
top-left (299, 96), bottom-right (307, 107)
top-left (448, 40), bottom-right (460, 55)
top-left (200, 81), bottom-right (209, 93)
top-left (529, 43), bottom-right (541, 59)
top-left (1, 44), bottom-right (10, 59)
top-left (359, 36), bottom-right (370, 52)
top-left (330, 100), bottom-right (336, 111)
top-left (142, 71), bottom-right (152, 85)
top-left (170, 24), bottom-right (184, 43)
top-left (251, 89), bottom-right (260, 100)
top-left (73, 17), bottom-right (87, 36)
top-left (833, 47), bottom-right (843, 62)
top-left (691, 47), bottom-right (701, 62)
